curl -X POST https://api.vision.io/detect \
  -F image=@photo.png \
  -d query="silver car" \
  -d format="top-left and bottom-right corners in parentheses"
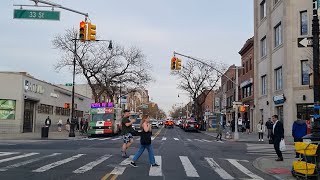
top-left (150, 120), bottom-right (159, 129)
top-left (131, 118), bottom-right (142, 135)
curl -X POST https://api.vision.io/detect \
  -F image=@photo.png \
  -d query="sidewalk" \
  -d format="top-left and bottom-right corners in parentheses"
top-left (0, 131), bottom-right (86, 140)
top-left (202, 130), bottom-right (299, 179)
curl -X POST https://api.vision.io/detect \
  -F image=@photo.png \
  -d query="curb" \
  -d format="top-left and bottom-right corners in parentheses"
top-left (252, 157), bottom-right (290, 180)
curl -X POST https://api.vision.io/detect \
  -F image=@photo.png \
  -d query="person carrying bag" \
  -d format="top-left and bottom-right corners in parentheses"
top-left (130, 115), bottom-right (159, 167)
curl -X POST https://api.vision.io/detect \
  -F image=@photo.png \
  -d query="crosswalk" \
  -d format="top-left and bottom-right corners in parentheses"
top-left (0, 151), bottom-right (262, 179)
top-left (78, 136), bottom-right (224, 143)
top-left (246, 143), bottom-right (295, 156)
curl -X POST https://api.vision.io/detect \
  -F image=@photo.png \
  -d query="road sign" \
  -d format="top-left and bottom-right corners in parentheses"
top-left (232, 101), bottom-right (242, 105)
top-left (65, 83), bottom-right (73, 86)
top-left (13, 9), bottom-right (60, 21)
top-left (298, 37), bottom-right (313, 47)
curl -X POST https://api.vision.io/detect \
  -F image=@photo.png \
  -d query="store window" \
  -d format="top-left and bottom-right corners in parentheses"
top-left (276, 106), bottom-right (284, 123)
top-left (38, 104), bottom-right (53, 114)
top-left (297, 104), bottom-right (313, 120)
top-left (301, 60), bottom-right (310, 85)
top-left (0, 100), bottom-right (16, 120)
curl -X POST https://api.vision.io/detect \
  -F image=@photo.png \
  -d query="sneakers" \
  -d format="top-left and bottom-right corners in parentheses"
top-left (121, 151), bottom-right (129, 158)
top-left (151, 163), bottom-right (160, 167)
top-left (130, 162), bottom-right (137, 167)
top-left (261, 139), bottom-right (264, 142)
top-left (258, 139), bottom-right (261, 142)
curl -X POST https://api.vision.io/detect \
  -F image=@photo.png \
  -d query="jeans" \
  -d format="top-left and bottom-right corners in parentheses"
top-left (258, 133), bottom-right (263, 139)
top-left (132, 144), bottom-right (155, 165)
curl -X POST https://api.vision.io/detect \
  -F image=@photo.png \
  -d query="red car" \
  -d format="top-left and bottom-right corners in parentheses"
top-left (164, 120), bottom-right (174, 128)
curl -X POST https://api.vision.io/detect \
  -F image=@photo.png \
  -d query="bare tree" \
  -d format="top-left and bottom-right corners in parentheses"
top-left (172, 60), bottom-right (226, 122)
top-left (52, 28), bottom-right (153, 103)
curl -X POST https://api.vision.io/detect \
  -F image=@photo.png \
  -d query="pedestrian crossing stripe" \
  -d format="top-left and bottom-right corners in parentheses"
top-left (78, 137), bottom-right (223, 143)
top-left (246, 143), bottom-right (295, 156)
top-left (0, 152), bottom-right (263, 179)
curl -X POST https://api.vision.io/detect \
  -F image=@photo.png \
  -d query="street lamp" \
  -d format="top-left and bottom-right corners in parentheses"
top-left (68, 38), bottom-right (112, 137)
top-left (232, 66), bottom-right (244, 140)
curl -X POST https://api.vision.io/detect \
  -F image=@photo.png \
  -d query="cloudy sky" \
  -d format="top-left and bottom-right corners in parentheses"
top-left (1, 0), bottom-right (253, 114)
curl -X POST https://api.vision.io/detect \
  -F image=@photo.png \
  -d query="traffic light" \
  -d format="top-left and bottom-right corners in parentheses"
top-left (87, 22), bottom-right (96, 41)
top-left (171, 57), bottom-right (177, 70)
top-left (176, 58), bottom-right (182, 70)
top-left (79, 21), bottom-right (87, 42)
top-left (239, 105), bottom-right (246, 112)
top-left (64, 103), bottom-right (70, 109)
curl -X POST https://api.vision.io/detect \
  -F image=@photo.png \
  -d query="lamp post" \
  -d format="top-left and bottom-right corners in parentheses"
top-left (69, 38), bottom-right (112, 137)
top-left (232, 66), bottom-right (243, 140)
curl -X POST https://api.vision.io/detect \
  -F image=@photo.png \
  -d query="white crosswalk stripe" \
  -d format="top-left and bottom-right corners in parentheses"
top-left (151, 137), bottom-right (156, 140)
top-left (179, 156), bottom-right (199, 177)
top-left (173, 138), bottom-right (179, 141)
top-left (0, 153), bottom-right (61, 172)
top-left (99, 137), bottom-right (111, 140)
top-left (161, 137), bottom-right (167, 140)
top-left (0, 153), bottom-right (39, 164)
top-left (205, 157), bottom-right (234, 179)
top-left (246, 143), bottom-right (294, 156)
top-left (111, 137), bottom-right (121, 141)
top-left (110, 155), bottom-right (133, 175)
top-left (226, 159), bottom-right (263, 180)
top-left (0, 152), bottom-right (19, 157)
top-left (202, 139), bottom-right (212, 142)
top-left (186, 139), bottom-right (192, 142)
top-left (33, 154), bottom-right (85, 172)
top-left (149, 156), bottom-right (162, 176)
top-left (194, 139), bottom-right (204, 142)
top-left (73, 154), bottom-right (112, 173)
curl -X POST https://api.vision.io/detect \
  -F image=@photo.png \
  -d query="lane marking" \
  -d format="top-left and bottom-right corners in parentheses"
top-left (151, 137), bottom-right (156, 140)
top-left (101, 173), bottom-right (111, 180)
top-left (88, 138), bottom-right (99, 141)
top-left (205, 157), bottom-right (234, 179)
top-left (226, 159), bottom-right (263, 180)
top-left (0, 152), bottom-right (19, 157)
top-left (73, 154), bottom-right (112, 173)
top-left (33, 154), bottom-right (85, 172)
top-left (194, 139), bottom-right (204, 142)
top-left (0, 153), bottom-right (61, 172)
top-left (0, 153), bottom-right (39, 164)
top-left (186, 139), bottom-right (192, 142)
top-left (99, 138), bottom-right (111, 141)
top-left (109, 155), bottom-right (133, 175)
top-left (174, 138), bottom-right (179, 141)
top-left (179, 156), bottom-right (199, 177)
top-left (202, 139), bottom-right (212, 142)
top-left (149, 156), bottom-right (162, 176)
top-left (110, 174), bottom-right (118, 180)
top-left (111, 137), bottom-right (121, 141)
top-left (162, 137), bottom-right (167, 141)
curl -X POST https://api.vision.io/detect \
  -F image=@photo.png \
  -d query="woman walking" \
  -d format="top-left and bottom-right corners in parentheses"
top-left (216, 122), bottom-right (223, 141)
top-left (257, 120), bottom-right (265, 142)
top-left (130, 115), bottom-right (159, 167)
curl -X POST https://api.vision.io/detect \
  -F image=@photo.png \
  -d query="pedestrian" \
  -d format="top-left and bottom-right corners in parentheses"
top-left (121, 109), bottom-right (136, 158)
top-left (80, 118), bottom-right (84, 132)
top-left (231, 119), bottom-right (235, 132)
top-left (76, 117), bottom-right (80, 131)
top-left (246, 119), bottom-right (250, 134)
top-left (216, 122), bottom-right (223, 141)
top-left (271, 115), bottom-right (284, 161)
top-left (257, 120), bottom-right (265, 142)
top-left (265, 118), bottom-right (274, 140)
top-left (84, 119), bottom-right (89, 133)
top-left (130, 114), bottom-right (159, 167)
top-left (45, 116), bottom-right (52, 128)
top-left (57, 119), bottom-right (63, 132)
top-left (66, 118), bottom-right (70, 132)
top-left (292, 113), bottom-right (307, 158)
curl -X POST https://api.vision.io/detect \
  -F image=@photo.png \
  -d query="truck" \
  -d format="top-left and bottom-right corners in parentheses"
top-left (87, 102), bottom-right (121, 137)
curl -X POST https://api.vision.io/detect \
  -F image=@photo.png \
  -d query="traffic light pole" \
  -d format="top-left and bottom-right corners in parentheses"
top-left (69, 39), bottom-right (77, 137)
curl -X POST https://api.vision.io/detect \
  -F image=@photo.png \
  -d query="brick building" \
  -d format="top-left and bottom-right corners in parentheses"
top-left (221, 64), bottom-right (237, 122)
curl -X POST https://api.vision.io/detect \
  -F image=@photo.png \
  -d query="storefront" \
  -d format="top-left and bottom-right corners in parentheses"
top-left (0, 72), bottom-right (93, 133)
top-left (273, 94), bottom-right (286, 123)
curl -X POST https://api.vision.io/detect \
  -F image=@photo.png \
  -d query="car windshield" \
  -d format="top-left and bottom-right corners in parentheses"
top-left (133, 118), bottom-right (141, 124)
top-left (91, 114), bottom-right (113, 121)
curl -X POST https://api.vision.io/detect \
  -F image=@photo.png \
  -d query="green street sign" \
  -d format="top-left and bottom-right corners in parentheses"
top-left (65, 83), bottom-right (73, 86)
top-left (13, 9), bottom-right (60, 21)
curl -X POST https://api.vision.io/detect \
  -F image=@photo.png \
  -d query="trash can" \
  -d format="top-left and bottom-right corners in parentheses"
top-left (41, 126), bottom-right (49, 138)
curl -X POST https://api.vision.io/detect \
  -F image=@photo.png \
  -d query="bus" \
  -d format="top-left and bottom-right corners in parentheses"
top-left (87, 102), bottom-right (121, 137)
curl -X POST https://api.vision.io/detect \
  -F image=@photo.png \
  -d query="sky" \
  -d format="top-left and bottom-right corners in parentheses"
top-left (1, 0), bottom-right (253, 114)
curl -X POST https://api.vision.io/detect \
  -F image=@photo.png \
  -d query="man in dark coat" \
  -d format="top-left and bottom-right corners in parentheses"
top-left (271, 115), bottom-right (284, 161)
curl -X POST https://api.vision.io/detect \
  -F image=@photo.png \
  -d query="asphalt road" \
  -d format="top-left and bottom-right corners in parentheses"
top-left (0, 126), bottom-right (275, 180)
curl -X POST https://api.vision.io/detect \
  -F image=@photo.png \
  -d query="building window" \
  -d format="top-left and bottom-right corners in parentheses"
top-left (242, 63), bottom-right (245, 75)
top-left (300, 11), bottom-right (308, 36)
top-left (301, 60), bottom-right (310, 85)
top-left (38, 104), bottom-right (53, 114)
top-left (260, 0), bottom-right (266, 20)
top-left (249, 58), bottom-right (252, 70)
top-left (261, 75), bottom-right (267, 95)
top-left (55, 107), bottom-right (70, 116)
top-left (242, 86), bottom-right (252, 98)
top-left (275, 67), bottom-right (283, 91)
top-left (261, 36), bottom-right (267, 57)
top-left (276, 106), bottom-right (284, 123)
top-left (297, 104), bottom-right (314, 120)
top-left (274, 22), bottom-right (282, 47)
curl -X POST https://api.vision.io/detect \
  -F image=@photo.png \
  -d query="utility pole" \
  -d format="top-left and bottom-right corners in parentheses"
top-left (234, 67), bottom-right (240, 140)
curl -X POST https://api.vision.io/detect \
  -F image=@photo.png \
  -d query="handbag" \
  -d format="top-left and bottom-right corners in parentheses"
top-left (140, 131), bottom-right (152, 145)
top-left (280, 139), bottom-right (286, 151)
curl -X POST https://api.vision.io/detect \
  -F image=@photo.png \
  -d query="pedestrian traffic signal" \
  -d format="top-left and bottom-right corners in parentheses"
top-left (79, 21), bottom-right (87, 42)
top-left (64, 103), bottom-right (70, 109)
top-left (171, 57), bottom-right (177, 70)
top-left (239, 105), bottom-right (246, 112)
top-left (176, 58), bottom-right (182, 70)
top-left (87, 23), bottom-right (96, 41)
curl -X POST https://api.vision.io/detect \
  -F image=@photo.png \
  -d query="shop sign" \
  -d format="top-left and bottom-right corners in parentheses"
top-left (50, 93), bottom-right (59, 98)
top-left (273, 94), bottom-right (285, 105)
top-left (24, 80), bottom-right (44, 94)
top-left (91, 102), bottom-right (113, 108)
top-left (240, 78), bottom-right (253, 88)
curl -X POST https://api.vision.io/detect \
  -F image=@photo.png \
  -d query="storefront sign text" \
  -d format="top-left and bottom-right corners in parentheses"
top-left (24, 80), bottom-right (44, 94)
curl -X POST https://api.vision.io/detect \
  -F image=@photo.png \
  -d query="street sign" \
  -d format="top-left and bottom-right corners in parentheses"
top-left (65, 83), bottom-right (73, 86)
top-left (232, 101), bottom-right (242, 105)
top-left (13, 9), bottom-right (60, 21)
top-left (298, 37), bottom-right (313, 47)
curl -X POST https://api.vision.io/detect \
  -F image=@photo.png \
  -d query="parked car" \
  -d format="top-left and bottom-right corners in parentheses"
top-left (131, 118), bottom-right (142, 136)
top-left (158, 120), bottom-right (164, 125)
top-left (175, 120), bottom-right (182, 126)
top-left (150, 119), bottom-right (159, 129)
top-left (164, 120), bottom-right (174, 128)
top-left (184, 120), bottom-right (200, 132)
